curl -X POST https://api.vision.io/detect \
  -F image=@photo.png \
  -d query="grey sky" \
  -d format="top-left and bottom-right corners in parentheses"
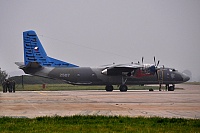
top-left (0, 0), bottom-right (200, 81)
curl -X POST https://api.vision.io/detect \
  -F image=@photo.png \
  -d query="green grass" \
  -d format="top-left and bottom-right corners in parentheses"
top-left (0, 116), bottom-right (200, 133)
top-left (184, 82), bottom-right (200, 85)
top-left (0, 84), bottom-right (179, 91)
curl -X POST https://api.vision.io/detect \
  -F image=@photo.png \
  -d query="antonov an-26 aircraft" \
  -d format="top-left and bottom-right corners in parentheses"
top-left (15, 30), bottom-right (190, 92)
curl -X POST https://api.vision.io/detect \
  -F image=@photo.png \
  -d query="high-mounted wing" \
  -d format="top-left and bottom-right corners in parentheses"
top-left (101, 63), bottom-right (142, 76)
top-left (101, 63), bottom-right (157, 78)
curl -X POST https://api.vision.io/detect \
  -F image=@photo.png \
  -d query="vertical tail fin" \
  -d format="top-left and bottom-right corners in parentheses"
top-left (23, 30), bottom-right (78, 67)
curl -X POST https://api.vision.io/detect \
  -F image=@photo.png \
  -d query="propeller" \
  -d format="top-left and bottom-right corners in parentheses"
top-left (157, 60), bottom-right (160, 67)
top-left (142, 57), bottom-right (144, 65)
top-left (148, 56), bottom-right (160, 77)
top-left (153, 56), bottom-right (160, 68)
top-left (153, 56), bottom-right (162, 86)
top-left (137, 57), bottom-right (144, 65)
top-left (154, 56), bottom-right (156, 66)
top-left (138, 56), bottom-right (160, 73)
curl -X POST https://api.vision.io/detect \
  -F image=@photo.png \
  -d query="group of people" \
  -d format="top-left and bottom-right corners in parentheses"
top-left (2, 79), bottom-right (15, 93)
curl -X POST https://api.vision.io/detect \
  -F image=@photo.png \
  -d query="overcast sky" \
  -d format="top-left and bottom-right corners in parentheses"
top-left (0, 0), bottom-right (200, 81)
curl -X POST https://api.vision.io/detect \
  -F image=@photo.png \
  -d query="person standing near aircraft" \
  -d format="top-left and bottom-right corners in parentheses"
top-left (11, 80), bottom-right (16, 93)
top-left (2, 79), bottom-right (7, 93)
top-left (2, 79), bottom-right (16, 93)
top-left (7, 79), bottom-right (12, 93)
top-left (8, 79), bottom-right (16, 93)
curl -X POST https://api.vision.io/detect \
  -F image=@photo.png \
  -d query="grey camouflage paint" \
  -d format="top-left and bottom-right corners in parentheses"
top-left (21, 66), bottom-right (189, 86)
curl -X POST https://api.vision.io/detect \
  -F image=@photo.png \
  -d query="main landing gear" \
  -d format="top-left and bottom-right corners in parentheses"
top-left (105, 84), bottom-right (128, 92)
top-left (105, 85), bottom-right (114, 92)
top-left (119, 85), bottom-right (128, 92)
top-left (105, 76), bottom-right (128, 92)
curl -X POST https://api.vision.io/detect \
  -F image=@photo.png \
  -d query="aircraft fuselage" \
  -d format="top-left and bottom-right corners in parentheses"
top-left (26, 66), bottom-right (188, 86)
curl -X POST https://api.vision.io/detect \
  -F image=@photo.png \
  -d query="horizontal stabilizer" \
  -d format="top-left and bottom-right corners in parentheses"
top-left (15, 62), bottom-right (24, 67)
top-left (26, 62), bottom-right (42, 68)
top-left (15, 62), bottom-right (42, 69)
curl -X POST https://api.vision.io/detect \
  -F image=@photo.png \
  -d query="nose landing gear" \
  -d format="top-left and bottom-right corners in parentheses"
top-left (159, 84), bottom-right (175, 91)
top-left (168, 84), bottom-right (175, 91)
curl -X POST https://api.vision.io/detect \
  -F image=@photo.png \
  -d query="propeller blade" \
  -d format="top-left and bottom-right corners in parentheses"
top-left (155, 69), bottom-right (159, 81)
top-left (142, 57), bottom-right (144, 64)
top-left (154, 56), bottom-right (156, 66)
top-left (157, 60), bottom-right (160, 67)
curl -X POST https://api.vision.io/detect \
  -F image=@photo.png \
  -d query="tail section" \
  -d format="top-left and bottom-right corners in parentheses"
top-left (23, 30), bottom-right (78, 67)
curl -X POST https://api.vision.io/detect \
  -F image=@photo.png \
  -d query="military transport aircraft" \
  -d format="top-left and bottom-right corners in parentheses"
top-left (15, 30), bottom-right (190, 92)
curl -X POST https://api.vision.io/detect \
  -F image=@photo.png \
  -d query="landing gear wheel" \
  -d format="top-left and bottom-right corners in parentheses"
top-left (168, 86), bottom-right (175, 91)
top-left (105, 85), bottom-right (113, 92)
top-left (119, 85), bottom-right (128, 92)
top-left (3, 87), bottom-right (6, 93)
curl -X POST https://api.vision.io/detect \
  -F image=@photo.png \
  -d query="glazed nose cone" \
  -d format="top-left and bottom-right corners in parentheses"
top-left (182, 73), bottom-right (190, 82)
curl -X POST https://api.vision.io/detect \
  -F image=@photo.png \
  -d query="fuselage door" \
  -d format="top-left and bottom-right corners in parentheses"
top-left (157, 69), bottom-right (164, 84)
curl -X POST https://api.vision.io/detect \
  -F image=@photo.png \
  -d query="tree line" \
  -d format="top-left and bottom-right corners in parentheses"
top-left (0, 68), bottom-right (64, 84)
top-left (10, 75), bottom-right (65, 84)
top-left (0, 68), bottom-right (8, 83)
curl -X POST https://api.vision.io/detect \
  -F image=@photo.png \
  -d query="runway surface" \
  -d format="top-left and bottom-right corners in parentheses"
top-left (0, 84), bottom-right (200, 118)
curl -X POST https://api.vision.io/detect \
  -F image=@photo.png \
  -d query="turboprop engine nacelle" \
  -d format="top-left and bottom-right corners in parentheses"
top-left (143, 64), bottom-right (157, 74)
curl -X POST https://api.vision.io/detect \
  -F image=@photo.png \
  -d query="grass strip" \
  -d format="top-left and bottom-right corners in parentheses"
top-left (0, 116), bottom-right (200, 133)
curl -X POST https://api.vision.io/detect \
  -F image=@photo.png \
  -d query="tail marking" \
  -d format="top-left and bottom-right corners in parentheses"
top-left (23, 30), bottom-right (78, 67)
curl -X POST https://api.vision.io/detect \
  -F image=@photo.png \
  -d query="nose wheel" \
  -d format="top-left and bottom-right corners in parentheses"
top-left (168, 84), bottom-right (175, 91)
top-left (159, 84), bottom-right (175, 91)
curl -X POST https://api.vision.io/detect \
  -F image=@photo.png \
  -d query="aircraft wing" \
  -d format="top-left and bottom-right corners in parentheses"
top-left (101, 63), bottom-right (143, 76)
top-left (114, 63), bottom-right (142, 68)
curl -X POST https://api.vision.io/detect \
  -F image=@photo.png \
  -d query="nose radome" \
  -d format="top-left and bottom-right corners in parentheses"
top-left (182, 73), bottom-right (190, 82)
